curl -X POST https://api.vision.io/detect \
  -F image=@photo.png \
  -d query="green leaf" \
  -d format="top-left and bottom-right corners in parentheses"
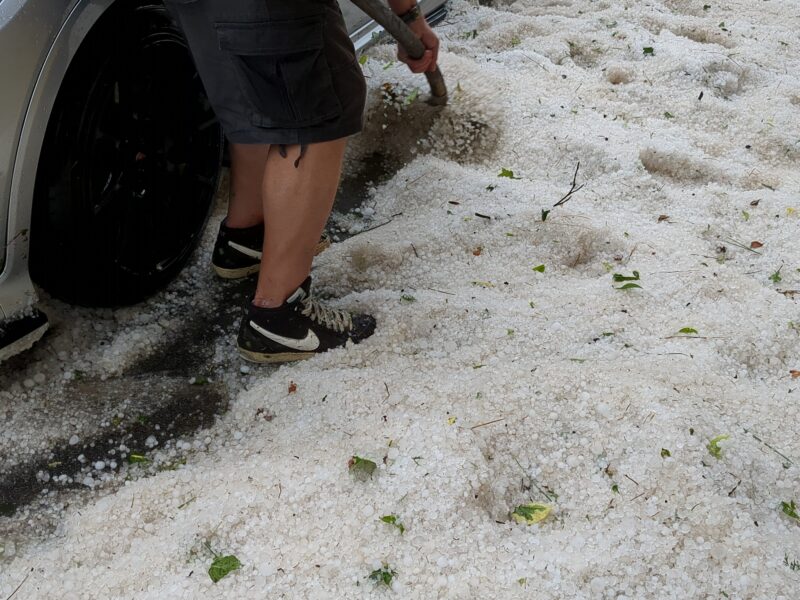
top-left (369, 564), bottom-right (397, 587)
top-left (707, 434), bottom-right (729, 459)
top-left (511, 503), bottom-right (552, 525)
top-left (532, 264), bottom-right (546, 273)
top-left (404, 88), bottom-right (420, 105)
top-left (380, 514), bottom-right (405, 534)
top-left (741, 210), bottom-right (750, 221)
top-left (541, 209), bottom-right (551, 221)
top-left (611, 484), bottom-right (619, 493)
top-left (400, 294), bottom-right (416, 304)
top-left (664, 111), bottom-right (674, 119)
top-left (660, 448), bottom-right (671, 458)
top-left (781, 500), bottom-right (799, 521)
top-left (348, 455), bottom-right (377, 479)
top-left (770, 269), bottom-right (782, 284)
top-left (498, 168), bottom-right (521, 179)
top-left (615, 283), bottom-right (642, 290)
top-left (128, 453), bottom-right (149, 464)
top-left (643, 47), bottom-right (655, 55)
top-left (678, 327), bottom-right (698, 334)
top-left (358, 54), bottom-right (369, 66)
top-left (612, 271), bottom-right (640, 282)
top-left (208, 555), bottom-right (242, 583)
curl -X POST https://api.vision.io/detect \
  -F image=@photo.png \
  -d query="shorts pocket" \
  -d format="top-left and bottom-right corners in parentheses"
top-left (215, 16), bottom-right (343, 129)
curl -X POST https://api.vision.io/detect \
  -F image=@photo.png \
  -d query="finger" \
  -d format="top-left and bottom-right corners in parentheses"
top-left (407, 50), bottom-right (433, 73)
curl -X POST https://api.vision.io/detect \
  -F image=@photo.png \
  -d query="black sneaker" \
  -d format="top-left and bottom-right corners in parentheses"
top-left (237, 277), bottom-right (376, 363)
top-left (212, 220), bottom-right (332, 280)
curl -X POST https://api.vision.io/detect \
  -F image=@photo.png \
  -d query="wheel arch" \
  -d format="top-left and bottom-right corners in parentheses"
top-left (0, 0), bottom-right (118, 319)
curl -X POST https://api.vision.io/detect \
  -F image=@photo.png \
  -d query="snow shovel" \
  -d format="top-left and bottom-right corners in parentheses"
top-left (349, 0), bottom-right (448, 106)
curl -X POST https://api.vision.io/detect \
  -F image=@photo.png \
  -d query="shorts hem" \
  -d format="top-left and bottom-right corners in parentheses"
top-left (225, 121), bottom-right (363, 145)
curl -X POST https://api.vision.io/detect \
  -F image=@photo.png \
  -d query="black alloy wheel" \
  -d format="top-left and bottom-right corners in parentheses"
top-left (31, 2), bottom-right (223, 306)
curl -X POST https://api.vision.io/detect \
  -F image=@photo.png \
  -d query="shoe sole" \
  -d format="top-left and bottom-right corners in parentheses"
top-left (213, 237), bottom-right (332, 280)
top-left (238, 348), bottom-right (316, 364)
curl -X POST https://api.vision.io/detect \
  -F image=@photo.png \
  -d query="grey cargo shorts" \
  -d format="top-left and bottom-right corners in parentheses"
top-left (164, 0), bottom-right (367, 145)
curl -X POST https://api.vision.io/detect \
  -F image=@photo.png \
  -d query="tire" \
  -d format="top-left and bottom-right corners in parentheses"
top-left (30, 2), bottom-right (223, 307)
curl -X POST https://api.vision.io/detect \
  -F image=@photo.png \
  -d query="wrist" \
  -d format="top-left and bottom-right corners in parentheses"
top-left (392, 1), bottom-right (422, 24)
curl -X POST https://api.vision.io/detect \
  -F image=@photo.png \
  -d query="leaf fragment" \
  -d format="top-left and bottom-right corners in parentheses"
top-left (781, 500), bottom-right (799, 521)
top-left (750, 240), bottom-right (764, 249)
top-left (380, 514), bottom-right (406, 534)
top-left (707, 434), bottom-right (729, 459)
top-left (532, 264), bottom-right (546, 273)
top-left (511, 503), bottom-right (552, 525)
top-left (208, 555), bottom-right (242, 583)
top-left (660, 448), bottom-right (671, 458)
top-left (498, 168), bottom-right (521, 179)
top-left (348, 455), bottom-right (377, 478)
top-left (678, 327), bottom-right (698, 334)
top-left (643, 47), bottom-right (655, 55)
top-left (369, 564), bottom-right (397, 587)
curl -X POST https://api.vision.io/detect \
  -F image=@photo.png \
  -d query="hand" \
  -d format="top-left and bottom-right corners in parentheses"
top-left (397, 19), bottom-right (440, 74)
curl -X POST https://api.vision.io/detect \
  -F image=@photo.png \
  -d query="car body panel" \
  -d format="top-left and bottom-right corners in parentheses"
top-left (0, 0), bottom-right (446, 321)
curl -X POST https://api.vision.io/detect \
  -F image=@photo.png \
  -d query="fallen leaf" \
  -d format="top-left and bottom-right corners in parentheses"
top-left (790, 370), bottom-right (800, 379)
top-left (348, 455), bottom-right (377, 479)
top-left (750, 241), bottom-right (764, 249)
top-left (288, 382), bottom-right (297, 394)
top-left (707, 434), bottom-right (729, 459)
top-left (657, 214), bottom-right (670, 222)
top-left (511, 503), bottom-right (552, 525)
top-left (473, 247), bottom-right (482, 256)
top-left (208, 555), bottom-right (242, 583)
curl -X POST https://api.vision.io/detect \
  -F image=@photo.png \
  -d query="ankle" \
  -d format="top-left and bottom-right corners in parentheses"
top-left (253, 296), bottom-right (284, 309)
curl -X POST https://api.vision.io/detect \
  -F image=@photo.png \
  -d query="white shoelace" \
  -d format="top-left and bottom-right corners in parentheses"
top-left (299, 296), bottom-right (353, 333)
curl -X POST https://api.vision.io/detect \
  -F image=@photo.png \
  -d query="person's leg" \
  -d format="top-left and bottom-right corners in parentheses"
top-left (226, 142), bottom-right (269, 228)
top-left (253, 139), bottom-right (347, 307)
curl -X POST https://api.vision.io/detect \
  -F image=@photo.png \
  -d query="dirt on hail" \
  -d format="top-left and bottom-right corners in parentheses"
top-left (2, 0), bottom-right (800, 598)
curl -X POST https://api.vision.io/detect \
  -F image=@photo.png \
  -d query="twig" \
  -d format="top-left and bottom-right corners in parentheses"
top-left (410, 243), bottom-right (419, 258)
top-left (384, 382), bottom-right (390, 398)
top-left (5, 570), bottom-right (31, 600)
top-left (470, 418), bottom-right (505, 430)
top-left (511, 455), bottom-right (554, 502)
top-left (349, 212), bottom-right (403, 237)
top-left (752, 433), bottom-right (793, 465)
top-left (553, 162), bottom-right (585, 208)
top-left (424, 287), bottom-right (455, 296)
top-left (624, 474), bottom-right (640, 486)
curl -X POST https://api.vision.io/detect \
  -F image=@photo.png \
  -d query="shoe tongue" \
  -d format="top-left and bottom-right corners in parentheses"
top-left (285, 277), bottom-right (312, 304)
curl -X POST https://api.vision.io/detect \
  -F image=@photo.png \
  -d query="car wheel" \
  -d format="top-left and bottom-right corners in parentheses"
top-left (31, 2), bottom-right (223, 307)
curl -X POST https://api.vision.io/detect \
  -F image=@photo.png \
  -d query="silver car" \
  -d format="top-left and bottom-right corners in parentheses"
top-left (0, 0), bottom-right (447, 361)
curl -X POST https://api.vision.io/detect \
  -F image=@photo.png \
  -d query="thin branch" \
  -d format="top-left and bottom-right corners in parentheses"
top-left (553, 162), bottom-right (585, 208)
top-left (5, 570), bottom-right (31, 600)
top-left (470, 418), bottom-right (505, 430)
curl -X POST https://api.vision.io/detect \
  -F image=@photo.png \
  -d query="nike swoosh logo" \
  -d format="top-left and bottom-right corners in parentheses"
top-left (250, 321), bottom-right (320, 352)
top-left (228, 241), bottom-right (262, 260)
